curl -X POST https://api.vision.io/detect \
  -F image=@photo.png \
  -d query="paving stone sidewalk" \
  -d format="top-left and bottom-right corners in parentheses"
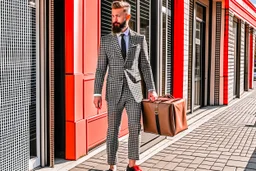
top-left (70, 90), bottom-right (256, 171)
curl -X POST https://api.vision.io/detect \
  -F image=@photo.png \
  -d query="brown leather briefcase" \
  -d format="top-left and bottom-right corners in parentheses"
top-left (142, 95), bottom-right (188, 136)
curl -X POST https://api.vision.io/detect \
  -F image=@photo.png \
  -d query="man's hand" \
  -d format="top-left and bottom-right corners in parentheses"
top-left (148, 90), bottom-right (158, 102)
top-left (93, 96), bottom-right (102, 109)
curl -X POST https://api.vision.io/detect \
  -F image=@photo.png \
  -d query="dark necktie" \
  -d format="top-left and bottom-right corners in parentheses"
top-left (121, 34), bottom-right (126, 60)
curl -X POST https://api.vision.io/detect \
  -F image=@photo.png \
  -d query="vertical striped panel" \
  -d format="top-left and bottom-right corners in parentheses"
top-left (162, 13), bottom-right (167, 95)
top-left (240, 21), bottom-right (245, 95)
top-left (228, 13), bottom-right (235, 102)
top-left (214, 2), bottom-right (222, 105)
top-left (49, 0), bottom-right (55, 167)
top-left (166, 0), bottom-right (172, 95)
top-left (187, 0), bottom-right (194, 111)
top-left (0, 1), bottom-right (36, 170)
top-left (161, 0), bottom-right (172, 95)
top-left (183, 0), bottom-right (189, 101)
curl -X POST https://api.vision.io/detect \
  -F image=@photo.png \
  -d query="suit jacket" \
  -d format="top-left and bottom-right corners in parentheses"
top-left (94, 29), bottom-right (155, 104)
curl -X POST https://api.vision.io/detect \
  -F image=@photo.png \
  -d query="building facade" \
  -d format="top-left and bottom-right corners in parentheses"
top-left (0, 0), bottom-right (256, 170)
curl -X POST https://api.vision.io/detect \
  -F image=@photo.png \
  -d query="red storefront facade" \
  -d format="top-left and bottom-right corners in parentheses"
top-left (64, 0), bottom-right (185, 160)
top-left (2, 1), bottom-right (256, 170)
top-left (63, 0), bottom-right (256, 161)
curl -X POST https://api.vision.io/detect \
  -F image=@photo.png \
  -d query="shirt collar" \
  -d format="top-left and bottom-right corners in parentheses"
top-left (116, 27), bottom-right (130, 37)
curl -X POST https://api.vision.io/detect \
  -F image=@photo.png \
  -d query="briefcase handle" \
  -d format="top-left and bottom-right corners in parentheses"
top-left (143, 94), bottom-right (176, 102)
top-left (162, 94), bottom-right (175, 99)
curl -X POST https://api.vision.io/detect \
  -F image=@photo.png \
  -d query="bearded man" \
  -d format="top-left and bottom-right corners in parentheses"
top-left (93, 1), bottom-right (158, 171)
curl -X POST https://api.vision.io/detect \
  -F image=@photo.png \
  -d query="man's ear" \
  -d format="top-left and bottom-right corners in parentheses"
top-left (126, 14), bottom-right (131, 20)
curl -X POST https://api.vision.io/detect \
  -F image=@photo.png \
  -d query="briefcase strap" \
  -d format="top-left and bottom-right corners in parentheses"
top-left (154, 103), bottom-right (161, 135)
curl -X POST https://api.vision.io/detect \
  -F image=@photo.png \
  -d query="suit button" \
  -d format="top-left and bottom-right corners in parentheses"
top-left (119, 77), bottom-right (123, 81)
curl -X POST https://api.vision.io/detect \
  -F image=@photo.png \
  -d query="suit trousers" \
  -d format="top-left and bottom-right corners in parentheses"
top-left (106, 77), bottom-right (142, 165)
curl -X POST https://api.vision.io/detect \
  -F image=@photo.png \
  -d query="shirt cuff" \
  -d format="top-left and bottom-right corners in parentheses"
top-left (94, 94), bottom-right (102, 96)
top-left (148, 89), bottom-right (155, 92)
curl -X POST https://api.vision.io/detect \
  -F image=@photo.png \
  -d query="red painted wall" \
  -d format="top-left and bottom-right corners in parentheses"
top-left (223, 6), bottom-right (229, 105)
top-left (65, 0), bottom-right (86, 160)
top-left (65, 0), bottom-right (128, 160)
top-left (173, 0), bottom-right (184, 98)
top-left (83, 0), bottom-right (129, 152)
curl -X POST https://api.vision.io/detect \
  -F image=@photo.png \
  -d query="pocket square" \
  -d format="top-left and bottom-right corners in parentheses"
top-left (130, 44), bottom-right (138, 48)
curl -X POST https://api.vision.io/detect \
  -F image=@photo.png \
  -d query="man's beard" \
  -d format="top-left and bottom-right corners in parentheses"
top-left (112, 20), bottom-right (127, 33)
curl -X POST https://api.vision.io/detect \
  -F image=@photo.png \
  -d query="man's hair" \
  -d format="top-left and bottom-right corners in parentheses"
top-left (112, 1), bottom-right (131, 14)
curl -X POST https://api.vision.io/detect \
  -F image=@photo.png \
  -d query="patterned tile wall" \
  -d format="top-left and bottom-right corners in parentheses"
top-left (0, 1), bottom-right (37, 170)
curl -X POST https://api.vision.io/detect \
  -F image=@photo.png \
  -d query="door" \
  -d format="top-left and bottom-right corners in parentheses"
top-left (244, 24), bottom-right (249, 91)
top-left (193, 4), bottom-right (205, 110)
top-left (233, 21), bottom-right (238, 97)
top-left (194, 20), bottom-right (202, 109)
top-left (233, 18), bottom-right (241, 98)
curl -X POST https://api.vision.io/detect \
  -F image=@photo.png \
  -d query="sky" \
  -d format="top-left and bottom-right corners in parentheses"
top-left (251, 0), bottom-right (256, 7)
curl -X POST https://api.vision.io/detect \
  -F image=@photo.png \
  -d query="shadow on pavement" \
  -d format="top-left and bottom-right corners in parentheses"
top-left (245, 121), bottom-right (256, 127)
top-left (245, 148), bottom-right (256, 170)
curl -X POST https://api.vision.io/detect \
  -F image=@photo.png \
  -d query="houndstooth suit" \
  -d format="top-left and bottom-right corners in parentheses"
top-left (94, 29), bottom-right (155, 165)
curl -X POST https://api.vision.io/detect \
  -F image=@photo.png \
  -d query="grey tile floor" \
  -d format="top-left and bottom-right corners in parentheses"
top-left (70, 89), bottom-right (256, 171)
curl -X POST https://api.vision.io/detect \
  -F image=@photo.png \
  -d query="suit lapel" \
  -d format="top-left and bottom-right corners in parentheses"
top-left (125, 30), bottom-right (136, 64)
top-left (112, 34), bottom-right (124, 62)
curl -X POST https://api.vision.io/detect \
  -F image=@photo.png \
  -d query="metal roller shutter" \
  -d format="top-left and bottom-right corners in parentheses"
top-left (140, 0), bottom-right (150, 47)
top-left (140, 0), bottom-right (150, 21)
top-left (101, 1), bottom-right (112, 36)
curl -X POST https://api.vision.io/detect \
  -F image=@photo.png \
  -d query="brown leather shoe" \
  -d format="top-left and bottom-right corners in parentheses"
top-left (126, 165), bottom-right (142, 171)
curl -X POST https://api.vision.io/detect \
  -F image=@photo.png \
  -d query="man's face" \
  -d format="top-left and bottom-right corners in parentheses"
top-left (112, 8), bottom-right (130, 33)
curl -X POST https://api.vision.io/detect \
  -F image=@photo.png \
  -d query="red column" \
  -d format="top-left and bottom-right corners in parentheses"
top-left (173, 0), bottom-right (184, 98)
top-left (223, 8), bottom-right (229, 105)
top-left (65, 0), bottom-right (86, 160)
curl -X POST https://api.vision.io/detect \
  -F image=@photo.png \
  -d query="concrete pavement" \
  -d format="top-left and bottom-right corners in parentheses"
top-left (40, 87), bottom-right (256, 171)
